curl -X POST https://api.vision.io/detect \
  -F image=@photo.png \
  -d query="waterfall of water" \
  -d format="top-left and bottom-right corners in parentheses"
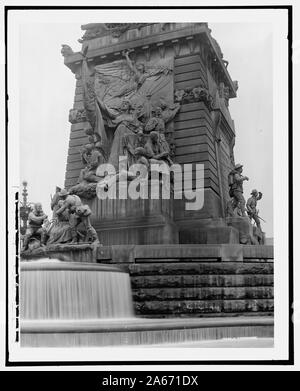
top-left (20, 258), bottom-right (273, 348)
top-left (20, 259), bottom-right (134, 320)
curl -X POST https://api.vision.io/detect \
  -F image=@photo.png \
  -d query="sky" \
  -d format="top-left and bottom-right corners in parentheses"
top-left (15, 15), bottom-right (274, 236)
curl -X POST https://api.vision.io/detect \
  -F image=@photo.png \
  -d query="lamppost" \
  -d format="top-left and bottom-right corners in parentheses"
top-left (19, 181), bottom-right (32, 239)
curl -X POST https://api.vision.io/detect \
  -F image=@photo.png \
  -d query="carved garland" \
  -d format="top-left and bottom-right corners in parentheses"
top-left (174, 86), bottom-right (214, 111)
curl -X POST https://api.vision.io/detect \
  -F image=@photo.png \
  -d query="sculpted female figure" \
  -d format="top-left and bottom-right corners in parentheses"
top-left (45, 189), bottom-right (72, 245)
top-left (122, 50), bottom-right (148, 90)
top-left (97, 98), bottom-right (143, 170)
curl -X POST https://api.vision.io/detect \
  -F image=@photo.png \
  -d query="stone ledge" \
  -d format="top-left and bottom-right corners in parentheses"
top-left (21, 243), bottom-right (274, 264)
top-left (21, 316), bottom-right (274, 334)
top-left (97, 244), bottom-right (274, 263)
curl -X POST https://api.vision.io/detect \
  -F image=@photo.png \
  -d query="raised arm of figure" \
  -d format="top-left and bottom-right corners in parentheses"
top-left (122, 49), bottom-right (137, 75)
top-left (257, 191), bottom-right (263, 200)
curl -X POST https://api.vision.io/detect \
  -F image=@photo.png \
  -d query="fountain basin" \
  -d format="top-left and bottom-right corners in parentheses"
top-left (20, 316), bottom-right (274, 347)
top-left (20, 259), bottom-right (134, 320)
top-left (20, 258), bottom-right (274, 348)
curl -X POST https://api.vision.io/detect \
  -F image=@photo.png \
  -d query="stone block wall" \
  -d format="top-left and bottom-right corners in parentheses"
top-left (97, 244), bottom-right (274, 318)
top-left (131, 261), bottom-right (273, 317)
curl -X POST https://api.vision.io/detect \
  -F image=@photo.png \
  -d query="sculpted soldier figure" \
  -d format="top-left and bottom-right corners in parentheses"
top-left (246, 189), bottom-right (263, 229)
top-left (55, 189), bottom-right (99, 244)
top-left (228, 163), bottom-right (249, 217)
top-left (78, 142), bottom-right (105, 184)
top-left (142, 131), bottom-right (173, 166)
top-left (22, 203), bottom-right (48, 250)
top-left (144, 103), bottom-right (180, 159)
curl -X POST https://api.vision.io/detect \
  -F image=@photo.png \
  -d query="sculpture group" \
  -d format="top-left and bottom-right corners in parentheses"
top-left (21, 189), bottom-right (99, 251)
top-left (21, 161), bottom-right (265, 251)
top-left (226, 163), bottom-right (264, 242)
top-left (68, 49), bottom-right (182, 198)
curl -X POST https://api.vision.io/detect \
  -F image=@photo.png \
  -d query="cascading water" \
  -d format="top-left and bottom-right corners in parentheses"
top-left (20, 259), bottom-right (134, 320)
top-left (20, 258), bottom-right (273, 347)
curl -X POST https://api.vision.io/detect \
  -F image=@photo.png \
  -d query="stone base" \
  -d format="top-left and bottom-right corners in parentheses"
top-left (206, 226), bottom-right (240, 244)
top-left (20, 243), bottom-right (98, 262)
top-left (253, 226), bottom-right (266, 245)
top-left (177, 217), bottom-right (241, 245)
top-left (95, 216), bottom-right (179, 246)
top-left (97, 243), bottom-right (274, 318)
top-left (87, 194), bottom-right (179, 246)
top-left (226, 217), bottom-right (256, 244)
top-left (179, 216), bottom-right (265, 245)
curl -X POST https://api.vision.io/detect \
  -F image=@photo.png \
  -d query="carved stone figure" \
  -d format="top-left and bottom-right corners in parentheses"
top-left (45, 188), bottom-right (73, 245)
top-left (122, 50), bottom-right (149, 93)
top-left (144, 109), bottom-right (165, 134)
top-left (247, 189), bottom-right (263, 230)
top-left (22, 203), bottom-right (48, 250)
top-left (223, 86), bottom-right (230, 107)
top-left (98, 98), bottom-right (143, 170)
top-left (174, 89), bottom-right (185, 103)
top-left (61, 44), bottom-right (74, 57)
top-left (78, 142), bottom-right (105, 184)
top-left (85, 51), bottom-right (173, 160)
top-left (159, 99), bottom-right (181, 124)
top-left (139, 131), bottom-right (173, 166)
top-left (219, 82), bottom-right (230, 107)
top-left (55, 189), bottom-right (99, 244)
top-left (174, 85), bottom-right (214, 111)
top-left (68, 108), bottom-right (87, 124)
top-left (233, 80), bottom-right (239, 92)
top-left (227, 163), bottom-right (249, 217)
top-left (144, 104), bottom-right (179, 163)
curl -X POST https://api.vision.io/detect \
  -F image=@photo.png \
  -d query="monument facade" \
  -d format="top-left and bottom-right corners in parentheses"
top-left (20, 22), bottom-right (273, 322)
top-left (63, 23), bottom-right (250, 246)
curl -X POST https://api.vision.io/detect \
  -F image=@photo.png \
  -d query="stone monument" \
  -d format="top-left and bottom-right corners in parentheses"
top-left (21, 23), bottom-right (273, 322)
top-left (63, 22), bottom-right (259, 246)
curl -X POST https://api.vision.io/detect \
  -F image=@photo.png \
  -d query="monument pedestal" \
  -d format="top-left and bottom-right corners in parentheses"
top-left (227, 216), bottom-right (256, 244)
top-left (176, 216), bottom-right (262, 245)
top-left (88, 195), bottom-right (179, 246)
top-left (203, 217), bottom-right (262, 245)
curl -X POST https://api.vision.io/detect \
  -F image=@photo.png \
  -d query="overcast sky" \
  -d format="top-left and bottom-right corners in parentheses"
top-left (16, 15), bottom-right (274, 236)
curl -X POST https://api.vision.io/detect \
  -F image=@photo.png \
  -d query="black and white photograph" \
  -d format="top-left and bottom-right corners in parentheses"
top-left (1, 2), bottom-right (298, 373)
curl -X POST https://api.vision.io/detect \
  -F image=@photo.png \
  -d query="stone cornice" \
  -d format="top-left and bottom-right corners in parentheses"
top-left (64, 24), bottom-right (209, 67)
top-left (205, 33), bottom-right (237, 99)
top-left (63, 23), bottom-right (236, 97)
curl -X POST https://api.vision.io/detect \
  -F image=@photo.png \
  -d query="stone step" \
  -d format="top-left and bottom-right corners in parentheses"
top-left (132, 287), bottom-right (273, 301)
top-left (134, 299), bottom-right (274, 315)
top-left (129, 262), bottom-right (274, 276)
top-left (138, 311), bottom-right (274, 318)
top-left (130, 274), bottom-right (274, 288)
